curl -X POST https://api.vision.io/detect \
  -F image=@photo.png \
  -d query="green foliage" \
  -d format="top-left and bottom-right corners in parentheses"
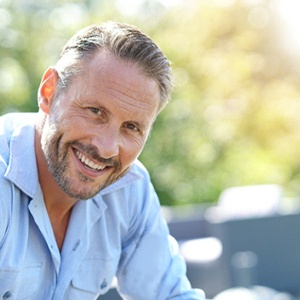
top-left (140, 1), bottom-right (300, 205)
top-left (1, 0), bottom-right (300, 205)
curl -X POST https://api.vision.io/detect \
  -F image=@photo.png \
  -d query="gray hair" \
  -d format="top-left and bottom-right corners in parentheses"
top-left (55, 21), bottom-right (173, 112)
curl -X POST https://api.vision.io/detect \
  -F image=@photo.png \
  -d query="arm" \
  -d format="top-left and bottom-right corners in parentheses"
top-left (116, 175), bottom-right (205, 300)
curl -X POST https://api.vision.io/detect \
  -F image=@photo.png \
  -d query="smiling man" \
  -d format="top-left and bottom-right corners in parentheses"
top-left (0, 22), bottom-right (205, 299)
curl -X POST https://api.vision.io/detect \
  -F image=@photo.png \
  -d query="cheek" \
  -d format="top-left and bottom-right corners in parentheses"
top-left (41, 120), bottom-right (58, 148)
top-left (55, 115), bottom-right (89, 140)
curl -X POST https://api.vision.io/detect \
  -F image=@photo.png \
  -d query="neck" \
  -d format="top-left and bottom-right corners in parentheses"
top-left (35, 123), bottom-right (76, 250)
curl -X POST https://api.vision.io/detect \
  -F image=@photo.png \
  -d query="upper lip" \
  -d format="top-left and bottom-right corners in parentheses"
top-left (75, 150), bottom-right (106, 171)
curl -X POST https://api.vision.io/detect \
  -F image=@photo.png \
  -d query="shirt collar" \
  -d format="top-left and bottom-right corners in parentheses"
top-left (4, 115), bottom-right (39, 198)
top-left (99, 162), bottom-right (143, 196)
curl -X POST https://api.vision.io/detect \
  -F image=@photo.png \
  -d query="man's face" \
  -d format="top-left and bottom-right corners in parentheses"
top-left (40, 51), bottom-right (160, 200)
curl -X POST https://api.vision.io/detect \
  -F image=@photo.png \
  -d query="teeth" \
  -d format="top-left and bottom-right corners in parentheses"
top-left (76, 151), bottom-right (105, 171)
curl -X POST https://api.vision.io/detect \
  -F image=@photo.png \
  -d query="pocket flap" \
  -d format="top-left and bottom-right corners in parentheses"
top-left (71, 259), bottom-right (114, 294)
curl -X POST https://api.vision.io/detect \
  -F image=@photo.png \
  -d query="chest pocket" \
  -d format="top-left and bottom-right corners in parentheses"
top-left (0, 264), bottom-right (42, 300)
top-left (68, 258), bottom-right (118, 300)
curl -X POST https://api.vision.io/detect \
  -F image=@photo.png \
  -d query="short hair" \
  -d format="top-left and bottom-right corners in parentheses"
top-left (55, 21), bottom-right (173, 112)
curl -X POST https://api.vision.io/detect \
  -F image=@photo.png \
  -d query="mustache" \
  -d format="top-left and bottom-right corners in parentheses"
top-left (70, 141), bottom-right (120, 168)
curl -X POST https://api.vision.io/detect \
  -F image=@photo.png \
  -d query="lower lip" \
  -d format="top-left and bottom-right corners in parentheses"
top-left (72, 148), bottom-right (110, 177)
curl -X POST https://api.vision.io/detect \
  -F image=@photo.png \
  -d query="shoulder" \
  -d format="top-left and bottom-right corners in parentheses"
top-left (0, 113), bottom-right (20, 190)
top-left (0, 112), bottom-right (37, 165)
top-left (0, 112), bottom-right (35, 133)
top-left (0, 112), bottom-right (37, 243)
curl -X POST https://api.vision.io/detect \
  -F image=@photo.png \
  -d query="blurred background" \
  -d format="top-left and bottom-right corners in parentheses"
top-left (4, 1), bottom-right (300, 298)
top-left (1, 0), bottom-right (300, 207)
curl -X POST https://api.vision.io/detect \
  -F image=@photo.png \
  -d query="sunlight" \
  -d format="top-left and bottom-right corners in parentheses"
top-left (274, 0), bottom-right (300, 55)
top-left (158, 0), bottom-right (183, 7)
top-left (115, 0), bottom-right (184, 16)
top-left (115, 0), bottom-right (143, 16)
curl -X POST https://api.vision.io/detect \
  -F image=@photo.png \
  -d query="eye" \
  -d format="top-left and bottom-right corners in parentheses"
top-left (125, 123), bottom-right (139, 131)
top-left (88, 107), bottom-right (102, 115)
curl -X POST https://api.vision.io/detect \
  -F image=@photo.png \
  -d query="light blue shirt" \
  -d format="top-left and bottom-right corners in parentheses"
top-left (0, 113), bottom-right (205, 300)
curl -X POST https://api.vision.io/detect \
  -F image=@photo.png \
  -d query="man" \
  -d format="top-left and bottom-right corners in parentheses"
top-left (0, 22), bottom-right (205, 299)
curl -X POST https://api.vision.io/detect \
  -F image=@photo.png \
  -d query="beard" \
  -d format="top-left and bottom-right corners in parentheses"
top-left (40, 122), bottom-right (127, 200)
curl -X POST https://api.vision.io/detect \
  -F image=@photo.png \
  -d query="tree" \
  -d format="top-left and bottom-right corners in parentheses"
top-left (140, 1), bottom-right (300, 205)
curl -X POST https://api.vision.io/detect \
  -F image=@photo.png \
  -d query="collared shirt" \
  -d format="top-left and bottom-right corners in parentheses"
top-left (0, 113), bottom-right (205, 300)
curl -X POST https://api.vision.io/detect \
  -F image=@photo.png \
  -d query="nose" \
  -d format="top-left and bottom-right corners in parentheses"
top-left (91, 125), bottom-right (120, 159)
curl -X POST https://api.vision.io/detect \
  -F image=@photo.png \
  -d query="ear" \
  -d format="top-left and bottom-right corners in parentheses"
top-left (38, 67), bottom-right (59, 114)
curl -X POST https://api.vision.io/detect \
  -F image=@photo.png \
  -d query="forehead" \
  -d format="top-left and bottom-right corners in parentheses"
top-left (74, 51), bottom-right (161, 117)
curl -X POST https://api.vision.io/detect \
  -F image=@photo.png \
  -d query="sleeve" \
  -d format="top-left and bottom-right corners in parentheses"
top-left (116, 175), bottom-right (206, 300)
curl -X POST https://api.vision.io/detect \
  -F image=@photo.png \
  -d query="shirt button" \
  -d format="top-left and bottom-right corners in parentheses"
top-left (100, 279), bottom-right (107, 289)
top-left (2, 291), bottom-right (12, 299)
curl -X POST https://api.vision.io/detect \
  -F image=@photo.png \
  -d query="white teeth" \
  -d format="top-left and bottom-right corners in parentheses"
top-left (75, 151), bottom-right (105, 171)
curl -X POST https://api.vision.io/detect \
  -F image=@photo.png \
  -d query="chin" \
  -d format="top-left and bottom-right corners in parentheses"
top-left (61, 182), bottom-right (102, 200)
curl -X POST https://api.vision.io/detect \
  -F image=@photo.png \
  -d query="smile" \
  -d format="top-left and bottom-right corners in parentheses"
top-left (75, 150), bottom-right (106, 171)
